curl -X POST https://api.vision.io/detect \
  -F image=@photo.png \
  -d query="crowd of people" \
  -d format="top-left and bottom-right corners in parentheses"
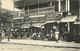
top-left (32, 30), bottom-right (59, 42)
top-left (0, 29), bottom-right (60, 42)
top-left (0, 29), bottom-right (13, 42)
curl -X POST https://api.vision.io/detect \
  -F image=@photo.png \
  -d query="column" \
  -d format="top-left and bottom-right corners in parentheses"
top-left (66, 0), bottom-right (68, 11)
top-left (66, 0), bottom-right (71, 15)
top-left (58, 0), bottom-right (61, 12)
top-left (67, 0), bottom-right (70, 12)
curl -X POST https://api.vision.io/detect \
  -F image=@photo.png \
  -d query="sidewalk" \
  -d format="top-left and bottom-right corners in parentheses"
top-left (1, 39), bottom-right (80, 48)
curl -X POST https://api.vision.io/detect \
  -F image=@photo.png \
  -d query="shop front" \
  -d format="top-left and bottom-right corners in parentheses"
top-left (21, 23), bottom-right (31, 38)
top-left (73, 21), bottom-right (80, 42)
top-left (43, 21), bottom-right (59, 41)
top-left (59, 15), bottom-right (77, 41)
top-left (30, 23), bottom-right (45, 40)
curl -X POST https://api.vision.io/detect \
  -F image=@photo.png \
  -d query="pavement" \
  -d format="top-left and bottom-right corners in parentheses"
top-left (1, 39), bottom-right (80, 48)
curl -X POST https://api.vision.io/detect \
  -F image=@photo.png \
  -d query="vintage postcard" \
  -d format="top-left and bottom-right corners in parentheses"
top-left (0, 0), bottom-right (80, 51)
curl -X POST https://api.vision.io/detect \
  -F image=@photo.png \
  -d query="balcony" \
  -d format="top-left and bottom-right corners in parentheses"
top-left (14, 0), bottom-right (56, 8)
top-left (26, 6), bottom-right (55, 15)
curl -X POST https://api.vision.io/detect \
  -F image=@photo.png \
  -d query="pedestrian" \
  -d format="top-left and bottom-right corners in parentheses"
top-left (46, 33), bottom-right (50, 40)
top-left (55, 29), bottom-right (59, 42)
top-left (7, 32), bottom-right (10, 41)
top-left (0, 31), bottom-right (2, 42)
top-left (1, 30), bottom-right (5, 39)
top-left (50, 30), bottom-right (54, 40)
top-left (7, 29), bottom-right (10, 41)
top-left (38, 32), bottom-right (42, 40)
top-left (0, 30), bottom-right (6, 42)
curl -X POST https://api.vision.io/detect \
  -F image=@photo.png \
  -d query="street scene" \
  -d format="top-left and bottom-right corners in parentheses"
top-left (0, 0), bottom-right (80, 51)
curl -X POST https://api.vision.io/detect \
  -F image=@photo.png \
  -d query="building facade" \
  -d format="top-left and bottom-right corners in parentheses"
top-left (13, 0), bottom-right (80, 41)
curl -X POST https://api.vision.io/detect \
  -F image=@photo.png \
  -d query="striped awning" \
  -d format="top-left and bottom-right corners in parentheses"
top-left (61, 16), bottom-right (77, 22)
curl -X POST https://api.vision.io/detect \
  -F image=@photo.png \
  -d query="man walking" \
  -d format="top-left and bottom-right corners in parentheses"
top-left (0, 31), bottom-right (2, 42)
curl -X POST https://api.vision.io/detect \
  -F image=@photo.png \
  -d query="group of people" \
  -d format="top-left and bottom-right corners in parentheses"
top-left (0, 30), bottom-right (11, 42)
top-left (31, 29), bottom-right (60, 42)
top-left (0, 28), bottom-right (60, 42)
top-left (45, 29), bottom-right (59, 42)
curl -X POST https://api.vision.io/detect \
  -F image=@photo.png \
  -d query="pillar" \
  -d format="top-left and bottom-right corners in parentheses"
top-left (66, 0), bottom-right (71, 15)
top-left (58, 0), bottom-right (61, 12)
top-left (67, 0), bottom-right (70, 12)
top-left (66, 0), bottom-right (68, 11)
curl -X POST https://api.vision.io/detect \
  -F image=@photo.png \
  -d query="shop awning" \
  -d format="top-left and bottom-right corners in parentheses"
top-left (61, 16), bottom-right (77, 22)
top-left (21, 24), bottom-right (31, 28)
top-left (45, 21), bottom-right (56, 24)
top-left (44, 21), bottom-right (60, 25)
top-left (32, 23), bottom-right (44, 28)
top-left (74, 21), bottom-right (80, 24)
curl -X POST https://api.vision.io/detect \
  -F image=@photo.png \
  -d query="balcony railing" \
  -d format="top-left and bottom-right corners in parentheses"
top-left (26, 6), bottom-right (55, 15)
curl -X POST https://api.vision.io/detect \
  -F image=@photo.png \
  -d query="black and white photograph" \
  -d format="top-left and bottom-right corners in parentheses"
top-left (0, 0), bottom-right (80, 51)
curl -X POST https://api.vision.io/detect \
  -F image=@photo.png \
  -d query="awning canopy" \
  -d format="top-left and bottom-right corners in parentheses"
top-left (44, 21), bottom-right (60, 25)
top-left (32, 23), bottom-right (44, 28)
top-left (74, 21), bottom-right (80, 24)
top-left (61, 16), bottom-right (77, 22)
top-left (45, 21), bottom-right (56, 24)
top-left (21, 24), bottom-right (31, 28)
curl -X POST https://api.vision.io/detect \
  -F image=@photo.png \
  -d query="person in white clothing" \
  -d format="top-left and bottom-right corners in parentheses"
top-left (55, 29), bottom-right (59, 42)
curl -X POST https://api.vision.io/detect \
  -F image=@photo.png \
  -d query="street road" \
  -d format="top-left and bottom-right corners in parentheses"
top-left (0, 43), bottom-right (80, 51)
